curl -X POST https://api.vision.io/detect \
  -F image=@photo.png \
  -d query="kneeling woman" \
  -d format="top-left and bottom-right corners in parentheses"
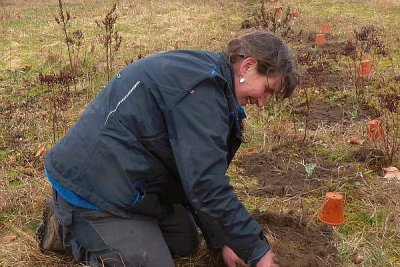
top-left (38, 29), bottom-right (299, 267)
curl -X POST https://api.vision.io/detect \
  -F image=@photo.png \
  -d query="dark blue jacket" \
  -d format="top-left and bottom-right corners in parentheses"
top-left (45, 50), bottom-right (269, 264)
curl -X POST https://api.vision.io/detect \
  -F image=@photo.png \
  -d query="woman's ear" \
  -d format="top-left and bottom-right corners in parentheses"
top-left (239, 57), bottom-right (257, 74)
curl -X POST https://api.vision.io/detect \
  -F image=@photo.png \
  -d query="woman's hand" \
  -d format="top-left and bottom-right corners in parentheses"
top-left (255, 251), bottom-right (280, 267)
top-left (222, 245), bottom-right (247, 267)
top-left (222, 246), bottom-right (280, 267)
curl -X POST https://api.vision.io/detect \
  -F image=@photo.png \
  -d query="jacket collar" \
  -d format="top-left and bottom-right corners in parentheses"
top-left (217, 52), bottom-right (246, 137)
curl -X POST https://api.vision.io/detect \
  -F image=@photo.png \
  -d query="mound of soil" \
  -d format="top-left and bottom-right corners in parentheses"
top-left (253, 210), bottom-right (339, 267)
top-left (236, 142), bottom-right (347, 197)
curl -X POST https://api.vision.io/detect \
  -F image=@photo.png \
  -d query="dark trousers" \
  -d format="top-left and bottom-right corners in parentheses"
top-left (52, 189), bottom-right (199, 267)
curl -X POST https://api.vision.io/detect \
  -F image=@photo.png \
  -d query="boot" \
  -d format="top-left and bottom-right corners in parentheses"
top-left (36, 199), bottom-right (64, 253)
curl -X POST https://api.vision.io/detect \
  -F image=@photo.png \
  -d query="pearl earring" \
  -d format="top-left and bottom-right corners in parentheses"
top-left (239, 76), bottom-right (245, 83)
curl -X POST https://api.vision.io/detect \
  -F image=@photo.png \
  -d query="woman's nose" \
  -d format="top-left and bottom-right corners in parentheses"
top-left (257, 93), bottom-right (271, 108)
top-left (257, 98), bottom-right (265, 109)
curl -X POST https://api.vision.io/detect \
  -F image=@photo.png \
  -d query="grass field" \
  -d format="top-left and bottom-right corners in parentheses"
top-left (1, 0), bottom-right (399, 266)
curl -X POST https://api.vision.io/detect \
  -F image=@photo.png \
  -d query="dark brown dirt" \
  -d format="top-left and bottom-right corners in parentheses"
top-left (295, 31), bottom-right (353, 89)
top-left (178, 210), bottom-right (339, 267)
top-left (300, 63), bottom-right (350, 89)
top-left (253, 210), bottom-right (339, 267)
top-left (353, 146), bottom-right (386, 170)
top-left (236, 141), bottom-right (352, 197)
top-left (292, 97), bottom-right (379, 130)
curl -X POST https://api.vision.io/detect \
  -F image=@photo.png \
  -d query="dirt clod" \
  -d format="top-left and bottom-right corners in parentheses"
top-left (253, 210), bottom-right (339, 267)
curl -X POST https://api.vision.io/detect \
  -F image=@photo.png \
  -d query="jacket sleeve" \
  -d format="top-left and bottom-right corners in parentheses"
top-left (163, 79), bottom-right (269, 264)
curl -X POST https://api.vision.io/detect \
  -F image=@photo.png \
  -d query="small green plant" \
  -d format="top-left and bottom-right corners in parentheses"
top-left (299, 159), bottom-right (317, 177)
top-left (96, 4), bottom-right (122, 82)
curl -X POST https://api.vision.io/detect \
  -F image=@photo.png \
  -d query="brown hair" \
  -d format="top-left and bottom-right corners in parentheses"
top-left (224, 29), bottom-right (299, 99)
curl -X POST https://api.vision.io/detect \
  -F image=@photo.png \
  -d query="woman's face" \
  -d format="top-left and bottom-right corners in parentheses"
top-left (234, 57), bottom-right (284, 108)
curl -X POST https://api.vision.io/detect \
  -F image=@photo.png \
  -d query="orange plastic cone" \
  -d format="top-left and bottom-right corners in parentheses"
top-left (318, 192), bottom-right (344, 226)
top-left (367, 119), bottom-right (385, 142)
top-left (292, 10), bottom-right (300, 18)
top-left (315, 33), bottom-right (326, 45)
top-left (322, 23), bottom-right (331, 34)
top-left (359, 59), bottom-right (373, 77)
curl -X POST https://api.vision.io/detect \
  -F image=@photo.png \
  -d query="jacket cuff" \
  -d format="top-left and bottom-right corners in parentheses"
top-left (246, 234), bottom-right (270, 266)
